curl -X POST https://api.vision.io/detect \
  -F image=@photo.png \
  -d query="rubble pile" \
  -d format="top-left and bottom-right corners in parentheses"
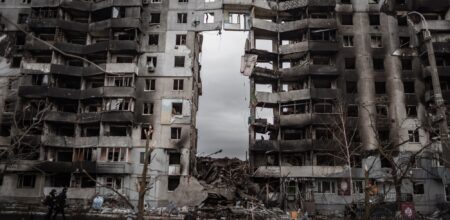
top-left (195, 157), bottom-right (289, 219)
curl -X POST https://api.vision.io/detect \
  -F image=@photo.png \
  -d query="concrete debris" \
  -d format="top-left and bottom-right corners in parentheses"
top-left (195, 157), bottom-right (289, 219)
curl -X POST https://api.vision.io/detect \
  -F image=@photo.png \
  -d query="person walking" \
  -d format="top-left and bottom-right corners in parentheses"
top-left (52, 188), bottom-right (68, 220)
top-left (43, 189), bottom-right (57, 220)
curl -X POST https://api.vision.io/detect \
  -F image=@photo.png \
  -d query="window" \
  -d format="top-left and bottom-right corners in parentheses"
top-left (369, 0), bottom-right (379, 3)
top-left (413, 182), bottom-right (424, 195)
top-left (446, 184), bottom-right (450, 201)
top-left (397, 15), bottom-right (407, 26)
top-left (371, 35), bottom-right (383, 48)
top-left (408, 130), bottom-right (420, 143)
top-left (174, 56), bottom-right (185, 67)
top-left (345, 58), bottom-right (355, 69)
top-left (143, 103), bottom-right (154, 115)
top-left (101, 148), bottom-right (128, 162)
top-left (343, 35), bottom-right (353, 47)
top-left (147, 57), bottom-right (157, 72)
top-left (399, 37), bottom-right (410, 48)
top-left (107, 126), bottom-right (129, 137)
top-left (145, 79), bottom-right (156, 91)
top-left (17, 175), bottom-right (36, 188)
top-left (347, 105), bottom-right (358, 117)
top-left (176, 34), bottom-right (187, 46)
top-left (0, 125), bottom-right (11, 137)
top-left (4, 100), bottom-right (15, 113)
top-left (150, 13), bottom-right (160, 24)
top-left (316, 154), bottom-right (334, 166)
top-left (341, 14), bottom-right (353, 25)
top-left (172, 102), bottom-right (182, 115)
top-left (316, 129), bottom-right (332, 140)
top-left (173, 79), bottom-right (184, 91)
top-left (169, 152), bottom-right (181, 165)
top-left (341, 0), bottom-right (350, 3)
top-left (353, 181), bottom-right (364, 194)
top-left (177, 13), bottom-right (187, 23)
top-left (406, 105), bottom-right (417, 117)
top-left (105, 177), bottom-right (122, 190)
top-left (107, 76), bottom-right (133, 87)
top-left (141, 126), bottom-right (153, 140)
top-left (317, 180), bottom-right (336, 193)
top-left (10, 57), bottom-right (22, 68)
top-left (179, 0), bottom-right (188, 2)
top-left (105, 98), bottom-right (133, 111)
top-left (311, 55), bottom-right (330, 65)
top-left (140, 152), bottom-right (151, 164)
top-left (401, 59), bottom-right (412, 70)
top-left (346, 81), bottom-right (357, 93)
top-left (149, 34), bottom-right (159, 45)
top-left (314, 103), bottom-right (333, 113)
top-left (18, 14), bottom-right (28, 24)
top-left (373, 58), bottom-right (384, 70)
top-left (168, 176), bottom-right (180, 191)
top-left (375, 82), bottom-right (386, 94)
top-left (376, 105), bottom-right (388, 117)
top-left (171, 127), bottom-right (181, 139)
top-left (203, 13), bottom-right (214, 23)
top-left (369, 14), bottom-right (380, 25)
top-left (404, 81), bottom-right (414, 93)
top-left (116, 56), bottom-right (133, 63)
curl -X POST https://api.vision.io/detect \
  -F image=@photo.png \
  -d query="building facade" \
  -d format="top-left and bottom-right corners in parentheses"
top-left (0, 0), bottom-right (449, 216)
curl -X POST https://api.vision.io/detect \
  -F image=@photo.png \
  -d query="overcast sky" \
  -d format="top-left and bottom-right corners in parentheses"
top-left (197, 31), bottom-right (250, 160)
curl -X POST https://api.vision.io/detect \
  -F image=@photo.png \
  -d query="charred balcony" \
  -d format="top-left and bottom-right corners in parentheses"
top-left (252, 17), bottom-right (337, 34)
top-left (255, 88), bottom-right (339, 106)
top-left (53, 40), bottom-right (140, 54)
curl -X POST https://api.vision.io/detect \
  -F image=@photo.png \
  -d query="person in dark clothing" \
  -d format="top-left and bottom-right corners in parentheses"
top-left (43, 189), bottom-right (57, 220)
top-left (52, 188), bottom-right (67, 220)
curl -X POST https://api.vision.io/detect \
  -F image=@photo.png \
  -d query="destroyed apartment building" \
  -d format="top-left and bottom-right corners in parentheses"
top-left (0, 0), bottom-right (450, 218)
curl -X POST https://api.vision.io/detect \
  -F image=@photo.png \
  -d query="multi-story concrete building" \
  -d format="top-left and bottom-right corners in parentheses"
top-left (0, 0), bottom-right (450, 217)
top-left (0, 0), bottom-right (222, 207)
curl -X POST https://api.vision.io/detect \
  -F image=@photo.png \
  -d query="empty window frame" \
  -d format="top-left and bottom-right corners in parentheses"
top-left (403, 81), bottom-right (415, 93)
top-left (150, 13), bottom-right (161, 24)
top-left (406, 105), bottom-right (417, 117)
top-left (345, 58), bottom-right (355, 69)
top-left (141, 125), bottom-right (153, 140)
top-left (105, 176), bottom-right (122, 190)
top-left (17, 174), bottom-right (36, 188)
top-left (204, 13), bottom-right (215, 23)
top-left (143, 103), bottom-right (154, 115)
top-left (311, 55), bottom-right (331, 65)
top-left (401, 59), bottom-right (412, 70)
top-left (314, 102), bottom-right (333, 113)
top-left (147, 57), bottom-right (157, 72)
top-left (375, 82), bottom-right (386, 94)
top-left (106, 76), bottom-right (133, 87)
top-left (376, 105), bottom-right (388, 117)
top-left (168, 176), bottom-right (180, 191)
top-left (171, 127), bottom-right (182, 139)
top-left (168, 152), bottom-right (181, 165)
top-left (176, 34), bottom-right (187, 46)
top-left (369, 14), bottom-right (380, 25)
top-left (317, 180), bottom-right (336, 193)
top-left (177, 13), bottom-right (187, 23)
top-left (105, 98), bottom-right (133, 111)
top-left (347, 105), bottom-right (358, 117)
top-left (145, 79), bottom-right (156, 91)
top-left (346, 81), bottom-right (357, 93)
top-left (340, 14), bottom-right (353, 25)
top-left (371, 35), bottom-right (383, 48)
top-left (173, 79), bottom-right (184, 90)
top-left (343, 35), bottom-right (354, 47)
top-left (413, 182), bottom-right (425, 194)
top-left (101, 148), bottom-right (128, 162)
top-left (172, 102), bottom-right (182, 115)
top-left (373, 58), bottom-right (384, 70)
top-left (149, 34), bottom-right (159, 45)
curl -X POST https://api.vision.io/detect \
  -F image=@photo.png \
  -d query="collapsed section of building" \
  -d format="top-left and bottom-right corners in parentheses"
top-left (0, 0), bottom-right (450, 218)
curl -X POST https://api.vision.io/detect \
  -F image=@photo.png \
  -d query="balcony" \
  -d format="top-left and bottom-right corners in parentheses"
top-left (44, 187), bottom-right (95, 200)
top-left (45, 111), bottom-right (78, 123)
top-left (18, 86), bottom-right (49, 98)
top-left (249, 140), bottom-right (279, 152)
top-left (102, 111), bottom-right (134, 122)
top-left (423, 66), bottom-right (450, 78)
top-left (28, 18), bottom-right (88, 32)
top-left (253, 165), bottom-right (346, 178)
top-left (0, 160), bottom-right (41, 172)
top-left (255, 89), bottom-right (339, 105)
top-left (54, 40), bottom-right (140, 55)
top-left (280, 139), bottom-right (336, 152)
top-left (279, 64), bottom-right (339, 80)
top-left (96, 162), bottom-right (132, 174)
top-left (280, 113), bottom-right (335, 127)
top-left (99, 136), bottom-right (132, 147)
top-left (252, 18), bottom-right (337, 33)
top-left (279, 41), bottom-right (338, 56)
top-left (89, 18), bottom-right (142, 32)
top-left (169, 165), bottom-right (181, 175)
top-left (32, 0), bottom-right (142, 12)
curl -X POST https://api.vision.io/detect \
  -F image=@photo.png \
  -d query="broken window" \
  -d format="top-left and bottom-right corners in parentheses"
top-left (345, 58), bottom-right (355, 69)
top-left (57, 151), bottom-right (73, 162)
top-left (81, 126), bottom-right (100, 137)
top-left (141, 126), bottom-right (153, 140)
top-left (149, 34), bottom-right (159, 45)
top-left (408, 130), bottom-right (420, 143)
top-left (105, 177), bottom-right (122, 190)
top-left (413, 182), bottom-right (424, 195)
top-left (169, 152), bottom-right (181, 165)
top-left (10, 57), bottom-right (22, 68)
top-left (281, 101), bottom-right (309, 115)
top-left (100, 148), bottom-right (127, 162)
top-left (31, 74), bottom-right (47, 85)
top-left (0, 125), bottom-right (11, 137)
top-left (311, 55), bottom-right (331, 65)
top-left (351, 155), bottom-right (362, 168)
top-left (145, 79), bottom-right (156, 91)
top-left (147, 57), bottom-right (157, 73)
top-left (341, 14), bottom-right (353, 25)
top-left (353, 180), bottom-right (364, 194)
top-left (282, 129), bottom-right (305, 140)
top-left (343, 35), bottom-right (353, 47)
top-left (176, 34), bottom-right (187, 46)
top-left (18, 13), bottom-right (28, 24)
top-left (369, 14), bottom-right (380, 26)
top-left (316, 128), bottom-right (332, 140)
top-left (140, 152), bottom-right (151, 163)
top-left (3, 100), bottom-right (15, 113)
top-left (346, 81), bottom-right (357, 93)
top-left (406, 105), bottom-right (417, 117)
top-left (446, 184), bottom-right (450, 201)
top-left (173, 79), bottom-right (184, 91)
top-left (105, 98), bottom-right (133, 111)
top-left (373, 58), bottom-right (384, 70)
top-left (172, 102), bottom-right (182, 115)
top-left (73, 148), bottom-right (93, 162)
top-left (174, 56), bottom-right (185, 67)
top-left (143, 103), bottom-right (154, 115)
top-left (168, 176), bottom-right (180, 191)
top-left (116, 56), bottom-right (133, 63)
top-left (316, 154), bottom-right (335, 166)
top-left (371, 35), bottom-right (383, 48)
top-left (313, 79), bottom-right (333, 89)
top-left (347, 105), bottom-right (358, 117)
top-left (203, 13), bottom-right (214, 23)
top-left (51, 123), bottom-right (75, 137)
top-left (151, 0), bottom-right (162, 2)
top-left (375, 82), bottom-right (386, 94)
top-left (171, 127), bottom-right (181, 140)
top-left (369, 0), bottom-right (379, 3)
top-left (107, 126), bottom-right (129, 137)
top-left (399, 37), bottom-right (410, 48)
top-left (177, 13), bottom-right (187, 23)
top-left (106, 76), bottom-right (133, 87)
top-left (341, 0), bottom-right (350, 3)
top-left (317, 180), bottom-right (336, 193)
top-left (378, 129), bottom-right (390, 143)
top-left (17, 174), bottom-right (36, 188)
top-left (310, 29), bottom-right (336, 41)
top-left (150, 13), bottom-right (161, 24)
top-left (397, 15), bottom-right (407, 26)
